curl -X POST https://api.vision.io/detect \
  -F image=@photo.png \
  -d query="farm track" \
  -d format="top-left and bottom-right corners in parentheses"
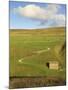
top-left (18, 48), bottom-right (50, 62)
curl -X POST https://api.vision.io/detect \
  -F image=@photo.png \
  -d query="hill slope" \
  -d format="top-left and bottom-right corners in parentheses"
top-left (10, 27), bottom-right (66, 88)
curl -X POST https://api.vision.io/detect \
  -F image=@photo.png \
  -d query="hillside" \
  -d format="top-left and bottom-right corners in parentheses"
top-left (10, 27), bottom-right (66, 88)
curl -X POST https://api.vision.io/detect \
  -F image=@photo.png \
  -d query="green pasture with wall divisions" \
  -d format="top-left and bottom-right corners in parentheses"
top-left (10, 27), bottom-right (66, 79)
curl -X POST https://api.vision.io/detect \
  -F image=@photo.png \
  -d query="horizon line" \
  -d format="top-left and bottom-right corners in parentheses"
top-left (10, 26), bottom-right (65, 30)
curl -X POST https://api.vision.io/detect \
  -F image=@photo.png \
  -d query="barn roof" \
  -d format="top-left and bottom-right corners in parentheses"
top-left (48, 61), bottom-right (59, 64)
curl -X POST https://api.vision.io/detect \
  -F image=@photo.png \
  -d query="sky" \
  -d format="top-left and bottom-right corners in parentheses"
top-left (9, 1), bottom-right (66, 29)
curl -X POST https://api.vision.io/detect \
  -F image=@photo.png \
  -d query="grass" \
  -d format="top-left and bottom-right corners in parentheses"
top-left (10, 27), bottom-right (66, 80)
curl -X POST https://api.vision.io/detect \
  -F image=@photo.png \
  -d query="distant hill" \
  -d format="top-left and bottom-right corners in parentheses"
top-left (10, 27), bottom-right (65, 31)
top-left (10, 27), bottom-right (66, 35)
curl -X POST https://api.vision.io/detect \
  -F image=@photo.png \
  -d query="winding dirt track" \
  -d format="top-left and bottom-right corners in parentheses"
top-left (18, 48), bottom-right (50, 63)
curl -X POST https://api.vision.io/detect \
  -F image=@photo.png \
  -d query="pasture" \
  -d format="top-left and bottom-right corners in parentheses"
top-left (9, 27), bottom-right (66, 88)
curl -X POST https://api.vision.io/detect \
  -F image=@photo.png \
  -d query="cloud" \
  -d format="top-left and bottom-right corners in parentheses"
top-left (53, 14), bottom-right (65, 26)
top-left (14, 4), bottom-right (65, 27)
top-left (14, 4), bottom-right (47, 19)
top-left (42, 14), bottom-right (65, 27)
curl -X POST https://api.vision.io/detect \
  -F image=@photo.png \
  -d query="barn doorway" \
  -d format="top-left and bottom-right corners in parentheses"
top-left (46, 62), bottom-right (49, 68)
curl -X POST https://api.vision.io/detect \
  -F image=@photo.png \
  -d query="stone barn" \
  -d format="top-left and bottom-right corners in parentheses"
top-left (46, 61), bottom-right (59, 70)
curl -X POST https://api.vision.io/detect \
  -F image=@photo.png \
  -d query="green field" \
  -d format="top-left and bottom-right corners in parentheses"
top-left (10, 27), bottom-right (66, 79)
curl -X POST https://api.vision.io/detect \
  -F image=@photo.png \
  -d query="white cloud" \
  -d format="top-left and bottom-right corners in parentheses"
top-left (46, 4), bottom-right (60, 14)
top-left (53, 14), bottom-right (65, 26)
top-left (14, 4), bottom-right (47, 19)
top-left (14, 4), bottom-right (65, 27)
